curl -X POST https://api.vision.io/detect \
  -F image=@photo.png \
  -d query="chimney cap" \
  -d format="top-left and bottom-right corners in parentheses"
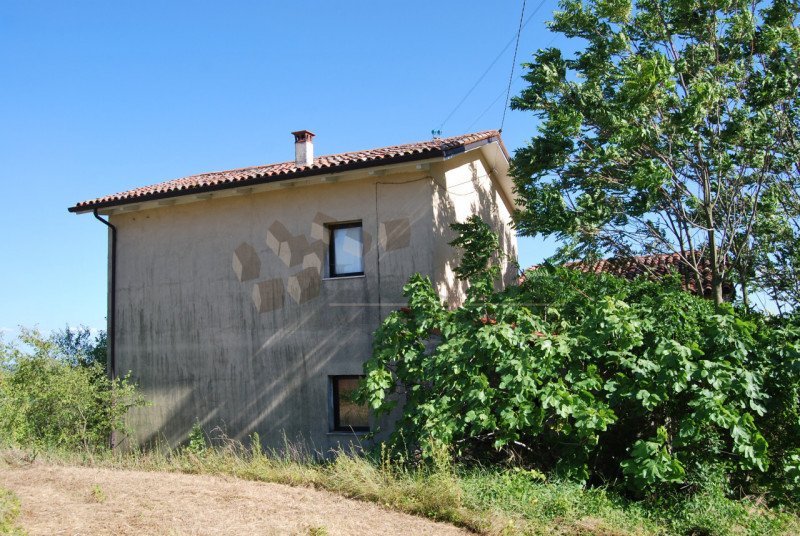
top-left (291, 130), bottom-right (315, 143)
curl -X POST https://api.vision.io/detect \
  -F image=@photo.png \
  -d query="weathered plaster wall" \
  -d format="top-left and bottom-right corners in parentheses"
top-left (112, 170), bottom-right (434, 452)
top-left (110, 148), bottom-right (516, 453)
top-left (432, 152), bottom-right (519, 306)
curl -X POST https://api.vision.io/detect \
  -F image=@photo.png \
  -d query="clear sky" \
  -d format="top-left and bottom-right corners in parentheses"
top-left (0, 1), bottom-right (568, 336)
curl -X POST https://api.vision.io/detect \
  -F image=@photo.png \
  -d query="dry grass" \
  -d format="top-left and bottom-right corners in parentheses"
top-left (1, 440), bottom-right (497, 533)
top-left (2, 440), bottom-right (797, 536)
top-left (0, 441), bottom-right (632, 535)
top-left (0, 463), bottom-right (469, 535)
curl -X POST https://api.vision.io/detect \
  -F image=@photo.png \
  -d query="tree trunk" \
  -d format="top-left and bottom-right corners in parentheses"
top-left (741, 284), bottom-right (749, 312)
top-left (739, 267), bottom-right (750, 313)
top-left (708, 229), bottom-right (724, 308)
top-left (703, 174), bottom-right (724, 308)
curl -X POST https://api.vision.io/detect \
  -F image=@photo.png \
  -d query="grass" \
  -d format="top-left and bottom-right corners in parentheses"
top-left (0, 486), bottom-right (24, 536)
top-left (460, 467), bottom-right (655, 534)
top-left (652, 485), bottom-right (796, 536)
top-left (2, 439), bottom-right (798, 536)
top-left (90, 484), bottom-right (106, 504)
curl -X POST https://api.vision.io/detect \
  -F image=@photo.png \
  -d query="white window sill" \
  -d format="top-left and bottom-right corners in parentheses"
top-left (327, 431), bottom-right (370, 436)
top-left (322, 274), bottom-right (366, 281)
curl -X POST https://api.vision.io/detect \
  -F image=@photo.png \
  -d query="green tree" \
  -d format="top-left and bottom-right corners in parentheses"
top-left (510, 0), bottom-right (800, 308)
top-left (50, 325), bottom-right (107, 370)
top-left (0, 328), bottom-right (143, 451)
top-left (361, 218), bottom-right (800, 497)
top-left (752, 184), bottom-right (800, 312)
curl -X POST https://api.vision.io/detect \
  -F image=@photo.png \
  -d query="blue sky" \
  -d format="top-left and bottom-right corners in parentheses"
top-left (0, 1), bottom-right (567, 335)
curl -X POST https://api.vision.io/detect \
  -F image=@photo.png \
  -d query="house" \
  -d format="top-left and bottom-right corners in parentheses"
top-left (524, 251), bottom-right (734, 300)
top-left (69, 130), bottom-right (518, 450)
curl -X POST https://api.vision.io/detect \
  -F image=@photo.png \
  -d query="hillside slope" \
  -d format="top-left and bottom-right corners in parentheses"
top-left (0, 464), bottom-right (468, 535)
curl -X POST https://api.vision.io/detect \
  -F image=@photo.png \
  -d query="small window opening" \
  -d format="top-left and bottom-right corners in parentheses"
top-left (330, 375), bottom-right (369, 432)
top-left (328, 222), bottom-right (364, 277)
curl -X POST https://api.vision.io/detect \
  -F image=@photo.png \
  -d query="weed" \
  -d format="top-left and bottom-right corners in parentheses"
top-left (185, 422), bottom-right (207, 455)
top-left (0, 487), bottom-right (25, 536)
top-left (90, 484), bottom-right (106, 504)
top-left (651, 484), bottom-right (797, 536)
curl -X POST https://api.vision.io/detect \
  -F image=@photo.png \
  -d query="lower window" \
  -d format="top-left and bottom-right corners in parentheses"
top-left (330, 375), bottom-right (369, 432)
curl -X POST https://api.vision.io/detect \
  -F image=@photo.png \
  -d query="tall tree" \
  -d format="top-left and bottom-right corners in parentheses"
top-left (50, 325), bottom-right (108, 369)
top-left (753, 183), bottom-right (800, 312)
top-left (510, 0), bottom-right (800, 307)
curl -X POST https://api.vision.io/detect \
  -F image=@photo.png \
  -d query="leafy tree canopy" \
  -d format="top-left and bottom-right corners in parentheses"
top-left (49, 325), bottom-right (107, 369)
top-left (510, 0), bottom-right (800, 308)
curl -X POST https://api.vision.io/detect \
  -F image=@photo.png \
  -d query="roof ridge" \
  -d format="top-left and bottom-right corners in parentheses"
top-left (535, 250), bottom-right (705, 269)
top-left (173, 130), bottom-right (499, 180)
top-left (523, 250), bottom-right (724, 299)
top-left (309, 130), bottom-right (500, 161)
top-left (70, 130), bottom-right (502, 211)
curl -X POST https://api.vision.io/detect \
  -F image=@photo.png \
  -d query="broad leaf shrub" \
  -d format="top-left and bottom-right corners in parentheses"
top-left (0, 328), bottom-right (145, 451)
top-left (361, 216), bottom-right (800, 501)
top-left (754, 313), bottom-right (800, 504)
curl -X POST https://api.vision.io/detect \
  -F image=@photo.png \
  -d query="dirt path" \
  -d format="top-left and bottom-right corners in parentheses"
top-left (0, 464), bottom-right (470, 536)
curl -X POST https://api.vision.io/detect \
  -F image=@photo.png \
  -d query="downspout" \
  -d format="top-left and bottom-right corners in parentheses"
top-left (93, 209), bottom-right (116, 381)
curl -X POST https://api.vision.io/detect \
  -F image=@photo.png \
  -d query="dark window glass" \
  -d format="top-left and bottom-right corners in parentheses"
top-left (331, 375), bottom-right (369, 432)
top-left (329, 223), bottom-right (363, 277)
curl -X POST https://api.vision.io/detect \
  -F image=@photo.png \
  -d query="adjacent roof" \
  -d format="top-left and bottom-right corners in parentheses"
top-left (525, 252), bottom-right (732, 299)
top-left (69, 130), bottom-right (505, 213)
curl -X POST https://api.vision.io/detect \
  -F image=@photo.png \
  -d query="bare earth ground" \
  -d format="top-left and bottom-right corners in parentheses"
top-left (0, 464), bottom-right (470, 536)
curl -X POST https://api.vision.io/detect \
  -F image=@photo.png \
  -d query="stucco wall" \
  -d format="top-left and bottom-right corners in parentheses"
top-left (432, 152), bottom-right (519, 306)
top-left (110, 150), bottom-right (517, 452)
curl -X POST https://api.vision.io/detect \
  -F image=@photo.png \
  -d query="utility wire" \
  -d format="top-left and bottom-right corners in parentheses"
top-left (437, 0), bottom-right (549, 132)
top-left (466, 89), bottom-right (506, 132)
top-left (464, 32), bottom-right (561, 133)
top-left (500, 0), bottom-right (528, 132)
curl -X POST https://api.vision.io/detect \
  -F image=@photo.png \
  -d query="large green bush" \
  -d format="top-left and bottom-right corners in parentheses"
top-left (0, 328), bottom-right (144, 451)
top-left (361, 217), bottom-right (800, 501)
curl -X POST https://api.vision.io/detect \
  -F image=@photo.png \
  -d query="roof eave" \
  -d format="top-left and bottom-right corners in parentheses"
top-left (476, 139), bottom-right (519, 212)
top-left (69, 134), bottom-right (506, 214)
top-left (68, 148), bottom-right (447, 214)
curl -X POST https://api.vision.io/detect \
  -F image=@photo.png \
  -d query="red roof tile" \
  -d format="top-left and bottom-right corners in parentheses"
top-left (525, 252), bottom-right (732, 299)
top-left (69, 130), bottom-right (504, 212)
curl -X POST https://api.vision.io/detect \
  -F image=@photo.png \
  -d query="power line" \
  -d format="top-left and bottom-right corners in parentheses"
top-left (500, 0), bottom-right (527, 132)
top-left (437, 0), bottom-right (549, 132)
top-left (464, 32), bottom-right (561, 133)
top-left (466, 89), bottom-right (506, 132)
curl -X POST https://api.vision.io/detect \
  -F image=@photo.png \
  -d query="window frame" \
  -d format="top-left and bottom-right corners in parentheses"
top-left (330, 375), bottom-right (370, 433)
top-left (327, 221), bottom-right (365, 278)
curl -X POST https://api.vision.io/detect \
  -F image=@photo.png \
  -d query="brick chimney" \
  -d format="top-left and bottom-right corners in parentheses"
top-left (292, 130), bottom-right (315, 167)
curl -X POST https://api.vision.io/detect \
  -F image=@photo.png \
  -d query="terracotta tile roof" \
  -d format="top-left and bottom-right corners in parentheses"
top-left (525, 252), bottom-right (732, 299)
top-left (69, 130), bottom-right (504, 212)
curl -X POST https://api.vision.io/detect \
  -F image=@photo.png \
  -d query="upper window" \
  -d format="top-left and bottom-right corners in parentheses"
top-left (331, 375), bottom-right (369, 432)
top-left (328, 222), bottom-right (364, 277)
